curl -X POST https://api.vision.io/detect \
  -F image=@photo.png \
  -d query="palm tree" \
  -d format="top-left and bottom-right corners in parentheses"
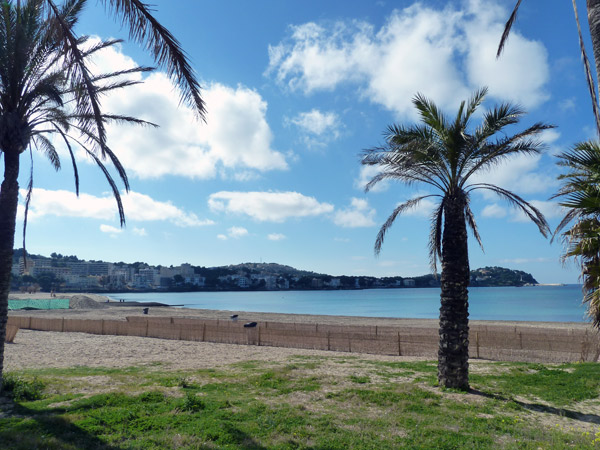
top-left (553, 142), bottom-right (600, 325)
top-left (362, 88), bottom-right (552, 390)
top-left (0, 0), bottom-right (204, 391)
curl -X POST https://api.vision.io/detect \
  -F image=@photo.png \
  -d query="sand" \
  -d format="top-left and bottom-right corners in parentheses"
top-left (4, 291), bottom-right (596, 370)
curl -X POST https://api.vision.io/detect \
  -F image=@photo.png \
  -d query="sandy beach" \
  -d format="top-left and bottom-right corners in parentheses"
top-left (5, 292), bottom-right (597, 370)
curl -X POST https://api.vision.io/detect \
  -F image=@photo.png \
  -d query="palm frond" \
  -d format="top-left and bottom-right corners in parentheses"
top-left (374, 195), bottom-right (439, 255)
top-left (22, 148), bottom-right (35, 265)
top-left (428, 198), bottom-right (445, 274)
top-left (100, 0), bottom-right (206, 119)
top-left (465, 200), bottom-right (483, 252)
top-left (46, 0), bottom-right (108, 154)
top-left (497, 0), bottom-right (522, 58)
top-left (468, 183), bottom-right (550, 237)
top-left (52, 123), bottom-right (79, 195)
top-left (33, 134), bottom-right (60, 169)
top-left (572, 0), bottom-right (600, 136)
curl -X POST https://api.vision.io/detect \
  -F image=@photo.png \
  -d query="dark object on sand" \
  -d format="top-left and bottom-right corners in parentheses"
top-left (230, 314), bottom-right (239, 321)
top-left (143, 307), bottom-right (149, 315)
top-left (244, 322), bottom-right (257, 328)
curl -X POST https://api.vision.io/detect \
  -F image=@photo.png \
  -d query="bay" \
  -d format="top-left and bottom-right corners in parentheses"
top-left (109, 284), bottom-right (588, 323)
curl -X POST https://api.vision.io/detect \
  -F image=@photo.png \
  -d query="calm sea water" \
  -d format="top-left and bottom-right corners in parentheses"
top-left (108, 285), bottom-right (588, 323)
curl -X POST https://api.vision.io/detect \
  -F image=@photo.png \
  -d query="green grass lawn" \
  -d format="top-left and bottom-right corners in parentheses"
top-left (1, 356), bottom-right (600, 449)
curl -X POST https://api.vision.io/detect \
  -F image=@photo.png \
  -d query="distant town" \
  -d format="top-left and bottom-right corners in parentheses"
top-left (11, 249), bottom-right (539, 293)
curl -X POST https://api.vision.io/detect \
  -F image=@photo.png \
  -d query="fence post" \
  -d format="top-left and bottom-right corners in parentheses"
top-left (519, 331), bottom-right (523, 349)
top-left (398, 332), bottom-right (402, 356)
top-left (258, 325), bottom-right (261, 346)
top-left (61, 317), bottom-right (65, 332)
top-left (101, 319), bottom-right (105, 335)
top-left (202, 323), bottom-right (206, 342)
top-left (476, 331), bottom-right (480, 359)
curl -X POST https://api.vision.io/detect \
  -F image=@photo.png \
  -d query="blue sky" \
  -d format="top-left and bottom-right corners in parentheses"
top-left (14, 0), bottom-right (597, 283)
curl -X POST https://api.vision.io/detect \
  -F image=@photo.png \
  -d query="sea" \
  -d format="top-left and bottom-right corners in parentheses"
top-left (108, 284), bottom-right (589, 323)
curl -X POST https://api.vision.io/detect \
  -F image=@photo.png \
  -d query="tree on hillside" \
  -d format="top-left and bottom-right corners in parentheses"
top-left (553, 142), bottom-right (600, 325)
top-left (362, 88), bottom-right (552, 389)
top-left (0, 0), bottom-right (205, 392)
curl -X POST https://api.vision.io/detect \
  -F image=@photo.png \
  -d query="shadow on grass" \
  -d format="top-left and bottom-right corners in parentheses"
top-left (1, 394), bottom-right (270, 450)
top-left (0, 394), bottom-right (123, 450)
top-left (470, 389), bottom-right (600, 425)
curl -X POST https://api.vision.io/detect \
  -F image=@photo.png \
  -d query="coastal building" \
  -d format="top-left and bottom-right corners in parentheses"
top-left (403, 279), bottom-right (416, 287)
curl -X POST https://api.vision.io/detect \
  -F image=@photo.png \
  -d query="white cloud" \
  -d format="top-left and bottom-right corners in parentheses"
top-left (333, 198), bottom-right (376, 227)
top-left (334, 237), bottom-right (350, 243)
top-left (287, 109), bottom-right (341, 148)
top-left (216, 226), bottom-right (250, 241)
top-left (481, 203), bottom-right (507, 218)
top-left (132, 227), bottom-right (147, 236)
top-left (470, 153), bottom-right (557, 197)
top-left (228, 226), bottom-right (249, 239)
top-left (78, 39), bottom-right (288, 180)
top-left (18, 188), bottom-right (213, 227)
top-left (266, 1), bottom-right (549, 118)
top-left (100, 224), bottom-right (123, 235)
top-left (355, 165), bottom-right (389, 193)
top-left (463, 0), bottom-right (549, 108)
top-left (401, 195), bottom-right (438, 218)
top-left (500, 257), bottom-right (553, 264)
top-left (268, 233), bottom-right (287, 241)
top-left (208, 191), bottom-right (334, 222)
top-left (511, 200), bottom-right (565, 223)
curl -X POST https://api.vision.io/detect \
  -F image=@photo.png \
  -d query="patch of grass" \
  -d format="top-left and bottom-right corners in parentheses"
top-left (348, 375), bottom-right (370, 384)
top-left (470, 362), bottom-right (600, 405)
top-left (2, 373), bottom-right (45, 401)
top-left (1, 360), bottom-right (599, 449)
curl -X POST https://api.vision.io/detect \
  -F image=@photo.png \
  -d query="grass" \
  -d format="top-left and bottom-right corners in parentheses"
top-left (1, 357), bottom-right (600, 449)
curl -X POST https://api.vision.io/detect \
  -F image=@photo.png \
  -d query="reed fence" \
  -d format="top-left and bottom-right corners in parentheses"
top-left (6, 315), bottom-right (600, 363)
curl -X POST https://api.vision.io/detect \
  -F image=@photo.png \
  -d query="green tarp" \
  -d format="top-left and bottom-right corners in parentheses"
top-left (8, 298), bottom-right (70, 310)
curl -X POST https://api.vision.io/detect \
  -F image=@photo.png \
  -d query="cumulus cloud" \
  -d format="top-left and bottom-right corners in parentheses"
top-left (78, 39), bottom-right (288, 180)
top-left (481, 203), bottom-right (507, 218)
top-left (287, 109), bottom-right (341, 148)
top-left (216, 226), bottom-right (250, 241)
top-left (355, 165), bottom-right (389, 193)
top-left (266, 0), bottom-right (549, 117)
top-left (100, 224), bottom-right (123, 235)
top-left (470, 153), bottom-right (557, 197)
top-left (132, 227), bottom-right (148, 236)
top-left (333, 198), bottom-right (376, 227)
top-left (208, 191), bottom-right (334, 222)
top-left (511, 200), bottom-right (565, 223)
top-left (400, 195), bottom-right (438, 218)
top-left (268, 233), bottom-right (287, 241)
top-left (18, 188), bottom-right (214, 227)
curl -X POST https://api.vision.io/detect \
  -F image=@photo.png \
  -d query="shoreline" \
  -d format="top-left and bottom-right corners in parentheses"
top-left (7, 291), bottom-right (593, 331)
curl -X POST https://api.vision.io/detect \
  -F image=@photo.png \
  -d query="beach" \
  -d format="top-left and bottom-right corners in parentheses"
top-left (5, 292), bottom-right (598, 371)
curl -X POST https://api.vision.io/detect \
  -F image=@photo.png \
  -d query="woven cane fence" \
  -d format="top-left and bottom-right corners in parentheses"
top-left (6, 315), bottom-right (600, 363)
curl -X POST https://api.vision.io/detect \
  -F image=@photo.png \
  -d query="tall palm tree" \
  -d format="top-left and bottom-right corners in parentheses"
top-left (553, 142), bottom-right (600, 325)
top-left (0, 0), bottom-right (202, 391)
top-left (362, 88), bottom-right (552, 390)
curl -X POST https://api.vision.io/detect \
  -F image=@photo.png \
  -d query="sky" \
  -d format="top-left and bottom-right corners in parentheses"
top-left (12, 0), bottom-right (599, 283)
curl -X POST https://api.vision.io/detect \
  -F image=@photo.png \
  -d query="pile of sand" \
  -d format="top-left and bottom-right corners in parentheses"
top-left (69, 295), bottom-right (109, 310)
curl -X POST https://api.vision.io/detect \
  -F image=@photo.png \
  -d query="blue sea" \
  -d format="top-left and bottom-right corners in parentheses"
top-left (109, 285), bottom-right (588, 323)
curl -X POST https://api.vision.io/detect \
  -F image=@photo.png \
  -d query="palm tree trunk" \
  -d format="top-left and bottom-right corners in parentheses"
top-left (438, 194), bottom-right (470, 390)
top-left (588, 0), bottom-right (600, 92)
top-left (0, 150), bottom-right (20, 392)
